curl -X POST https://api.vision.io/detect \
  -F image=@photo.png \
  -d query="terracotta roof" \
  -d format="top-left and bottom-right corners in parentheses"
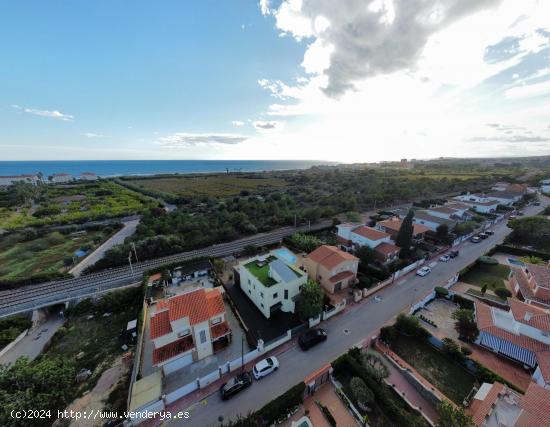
top-left (150, 309), bottom-right (172, 339)
top-left (210, 320), bottom-right (231, 339)
top-left (512, 268), bottom-right (550, 307)
top-left (508, 299), bottom-right (550, 333)
top-left (374, 242), bottom-right (400, 256)
top-left (475, 300), bottom-right (494, 329)
top-left (148, 273), bottom-right (162, 284)
top-left (329, 270), bottom-right (355, 283)
top-left (527, 263), bottom-right (550, 290)
top-left (469, 382), bottom-right (506, 426)
top-left (150, 288), bottom-right (225, 340)
top-left (307, 245), bottom-right (358, 270)
top-left (377, 218), bottom-right (430, 235)
top-left (428, 206), bottom-right (458, 214)
top-left (535, 350), bottom-right (550, 381)
top-left (352, 226), bottom-right (390, 241)
top-left (152, 335), bottom-right (194, 365)
top-left (517, 382), bottom-right (550, 427)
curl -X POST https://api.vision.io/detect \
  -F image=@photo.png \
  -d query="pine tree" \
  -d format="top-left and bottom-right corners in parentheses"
top-left (395, 210), bottom-right (414, 257)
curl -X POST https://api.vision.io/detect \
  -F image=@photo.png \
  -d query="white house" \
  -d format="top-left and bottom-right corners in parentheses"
top-left (485, 191), bottom-right (522, 206)
top-left (541, 179), bottom-right (550, 194)
top-left (237, 252), bottom-right (307, 318)
top-left (349, 226), bottom-right (392, 249)
top-left (50, 173), bottom-right (73, 184)
top-left (425, 206), bottom-right (460, 220)
top-left (413, 211), bottom-right (457, 231)
top-left (149, 287), bottom-right (231, 368)
top-left (453, 196), bottom-right (499, 213)
top-left (0, 174), bottom-right (40, 187)
top-left (80, 172), bottom-right (98, 181)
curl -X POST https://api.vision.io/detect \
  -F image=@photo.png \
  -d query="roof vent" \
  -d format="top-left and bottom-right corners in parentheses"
top-left (524, 312), bottom-right (533, 321)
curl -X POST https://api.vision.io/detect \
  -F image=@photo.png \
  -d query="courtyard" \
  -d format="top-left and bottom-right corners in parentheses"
top-left (414, 298), bottom-right (460, 341)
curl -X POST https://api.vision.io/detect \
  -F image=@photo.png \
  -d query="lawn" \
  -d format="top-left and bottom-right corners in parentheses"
top-left (0, 180), bottom-right (154, 229)
top-left (391, 335), bottom-right (476, 404)
top-left (125, 174), bottom-right (288, 197)
top-left (461, 263), bottom-right (511, 289)
top-left (244, 257), bottom-right (277, 287)
top-left (0, 228), bottom-right (113, 282)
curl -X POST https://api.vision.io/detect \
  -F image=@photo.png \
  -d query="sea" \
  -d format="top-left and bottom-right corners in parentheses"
top-left (0, 160), bottom-right (336, 178)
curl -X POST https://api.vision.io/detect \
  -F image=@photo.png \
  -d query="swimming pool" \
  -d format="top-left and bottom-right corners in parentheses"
top-left (508, 258), bottom-right (524, 267)
top-left (273, 247), bottom-right (297, 265)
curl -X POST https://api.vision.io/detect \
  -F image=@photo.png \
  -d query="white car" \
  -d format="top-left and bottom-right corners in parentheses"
top-left (416, 267), bottom-right (432, 277)
top-left (439, 254), bottom-right (451, 262)
top-left (252, 356), bottom-right (279, 380)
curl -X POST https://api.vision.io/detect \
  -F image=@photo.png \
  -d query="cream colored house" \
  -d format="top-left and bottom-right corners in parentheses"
top-left (303, 245), bottom-right (359, 294)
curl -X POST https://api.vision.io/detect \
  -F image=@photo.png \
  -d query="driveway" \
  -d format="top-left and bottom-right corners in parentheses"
top-left (0, 314), bottom-right (65, 366)
top-left (69, 218), bottom-right (140, 276)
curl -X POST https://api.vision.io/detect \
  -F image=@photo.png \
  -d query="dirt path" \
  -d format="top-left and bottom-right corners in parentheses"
top-left (60, 356), bottom-right (128, 427)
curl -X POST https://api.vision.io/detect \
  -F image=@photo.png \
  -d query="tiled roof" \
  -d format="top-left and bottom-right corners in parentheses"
top-left (374, 242), bottom-right (400, 256)
top-left (210, 320), bottom-right (231, 339)
top-left (377, 218), bottom-right (430, 235)
top-left (151, 288), bottom-right (225, 340)
top-left (428, 206), bottom-right (458, 214)
top-left (475, 300), bottom-right (494, 329)
top-left (150, 309), bottom-right (172, 339)
top-left (469, 382), bottom-right (506, 427)
top-left (414, 211), bottom-right (457, 226)
top-left (516, 382), bottom-right (550, 427)
top-left (508, 298), bottom-right (550, 333)
top-left (148, 273), bottom-right (162, 283)
top-left (152, 335), bottom-right (194, 365)
top-left (352, 226), bottom-right (390, 241)
top-left (307, 245), bottom-right (358, 270)
top-left (535, 350), bottom-right (550, 381)
top-left (329, 270), bottom-right (355, 284)
top-left (512, 268), bottom-right (550, 307)
top-left (446, 202), bottom-right (470, 210)
top-left (527, 263), bottom-right (550, 290)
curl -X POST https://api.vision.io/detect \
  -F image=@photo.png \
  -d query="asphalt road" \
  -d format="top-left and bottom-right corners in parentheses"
top-left (174, 198), bottom-right (549, 427)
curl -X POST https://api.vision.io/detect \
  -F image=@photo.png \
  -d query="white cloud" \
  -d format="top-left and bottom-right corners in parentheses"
top-left (259, 0), bottom-right (271, 16)
top-left (253, 120), bottom-right (281, 130)
top-left (12, 104), bottom-right (74, 121)
top-left (232, 120), bottom-right (245, 127)
top-left (156, 133), bottom-right (248, 147)
top-left (83, 132), bottom-right (105, 138)
top-left (505, 80), bottom-right (550, 100)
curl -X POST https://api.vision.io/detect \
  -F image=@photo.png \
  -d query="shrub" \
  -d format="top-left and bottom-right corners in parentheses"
top-left (350, 377), bottom-right (374, 411)
top-left (442, 338), bottom-right (465, 362)
top-left (434, 286), bottom-right (449, 297)
top-left (478, 256), bottom-right (498, 264)
top-left (379, 325), bottom-right (398, 344)
top-left (494, 287), bottom-right (512, 299)
top-left (461, 346), bottom-right (472, 356)
top-left (395, 313), bottom-right (431, 340)
top-left (452, 294), bottom-right (474, 310)
top-left (256, 382), bottom-right (305, 425)
top-left (317, 402), bottom-right (337, 427)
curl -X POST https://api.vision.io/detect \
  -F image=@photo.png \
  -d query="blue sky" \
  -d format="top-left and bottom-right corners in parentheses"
top-left (1, 0), bottom-right (549, 161)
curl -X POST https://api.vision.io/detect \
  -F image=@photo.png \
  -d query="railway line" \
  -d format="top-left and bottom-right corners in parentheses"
top-left (0, 221), bottom-right (332, 318)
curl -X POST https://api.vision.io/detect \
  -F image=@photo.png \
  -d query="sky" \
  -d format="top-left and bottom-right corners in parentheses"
top-left (1, 0), bottom-right (549, 163)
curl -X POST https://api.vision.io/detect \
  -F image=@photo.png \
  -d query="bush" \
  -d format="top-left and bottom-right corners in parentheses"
top-left (317, 402), bottom-right (337, 427)
top-left (452, 294), bottom-right (474, 310)
top-left (350, 377), bottom-right (374, 410)
top-left (379, 325), bottom-right (398, 344)
top-left (461, 346), bottom-right (472, 356)
top-left (395, 314), bottom-right (431, 340)
top-left (434, 286), bottom-right (449, 297)
top-left (442, 338), bottom-right (465, 362)
top-left (478, 256), bottom-right (498, 264)
top-left (494, 287), bottom-right (512, 299)
top-left (256, 382), bottom-right (305, 425)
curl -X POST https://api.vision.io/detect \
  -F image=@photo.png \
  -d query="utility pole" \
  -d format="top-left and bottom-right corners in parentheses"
top-left (131, 242), bottom-right (139, 263)
top-left (128, 251), bottom-right (134, 276)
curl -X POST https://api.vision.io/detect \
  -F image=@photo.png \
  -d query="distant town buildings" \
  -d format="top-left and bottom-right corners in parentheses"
top-left (49, 173), bottom-right (74, 183)
top-left (80, 172), bottom-right (98, 181)
top-left (0, 174), bottom-right (40, 187)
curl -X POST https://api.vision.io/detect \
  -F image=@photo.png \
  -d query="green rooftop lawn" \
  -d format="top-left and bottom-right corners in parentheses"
top-left (245, 257), bottom-right (277, 287)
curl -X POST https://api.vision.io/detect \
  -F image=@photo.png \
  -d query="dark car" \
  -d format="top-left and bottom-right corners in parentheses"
top-left (220, 372), bottom-right (252, 400)
top-left (298, 328), bottom-right (328, 350)
top-left (449, 250), bottom-right (459, 258)
top-left (479, 233), bottom-right (488, 239)
top-left (485, 230), bottom-right (494, 236)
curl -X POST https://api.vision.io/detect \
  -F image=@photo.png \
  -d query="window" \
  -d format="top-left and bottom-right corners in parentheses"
top-left (248, 289), bottom-right (251, 294)
top-left (199, 330), bottom-right (207, 344)
top-left (273, 292), bottom-right (278, 299)
top-left (177, 329), bottom-right (190, 338)
top-left (260, 292), bottom-right (264, 298)
top-left (260, 303), bottom-right (264, 308)
top-left (284, 290), bottom-right (288, 299)
top-left (211, 317), bottom-right (221, 325)
top-left (248, 279), bottom-right (251, 285)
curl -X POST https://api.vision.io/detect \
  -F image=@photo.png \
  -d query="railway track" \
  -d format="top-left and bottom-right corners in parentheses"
top-left (0, 221), bottom-right (331, 317)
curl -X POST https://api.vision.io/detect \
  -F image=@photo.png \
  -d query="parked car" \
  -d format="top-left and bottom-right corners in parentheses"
top-left (485, 230), bottom-right (494, 236)
top-left (471, 236), bottom-right (481, 243)
top-left (518, 211), bottom-right (524, 216)
top-left (298, 328), bottom-right (328, 350)
top-left (252, 357), bottom-right (279, 380)
top-left (509, 214), bottom-right (517, 219)
top-left (449, 250), bottom-right (459, 258)
top-left (416, 266), bottom-right (432, 277)
top-left (479, 233), bottom-right (489, 240)
top-left (534, 202), bottom-right (541, 206)
top-left (220, 372), bottom-right (253, 400)
top-left (439, 254), bottom-right (451, 262)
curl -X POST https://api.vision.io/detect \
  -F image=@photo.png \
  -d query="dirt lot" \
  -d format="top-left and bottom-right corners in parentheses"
top-left (414, 298), bottom-right (460, 341)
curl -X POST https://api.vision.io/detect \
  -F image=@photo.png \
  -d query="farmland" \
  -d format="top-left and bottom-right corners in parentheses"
top-left (122, 173), bottom-right (288, 197)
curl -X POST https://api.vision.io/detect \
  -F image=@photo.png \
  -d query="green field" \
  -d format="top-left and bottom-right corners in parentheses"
top-left (461, 263), bottom-right (511, 289)
top-left (125, 174), bottom-right (288, 197)
top-left (0, 180), bottom-right (154, 230)
top-left (0, 229), bottom-right (110, 281)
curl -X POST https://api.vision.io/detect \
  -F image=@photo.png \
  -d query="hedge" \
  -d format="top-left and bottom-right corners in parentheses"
top-left (452, 294), bottom-right (475, 310)
top-left (491, 244), bottom-right (550, 261)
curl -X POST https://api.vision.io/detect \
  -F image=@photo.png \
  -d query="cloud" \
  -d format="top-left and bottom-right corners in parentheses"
top-left (253, 120), bottom-right (280, 130)
top-left (156, 133), bottom-right (248, 147)
top-left (468, 134), bottom-right (549, 143)
top-left (271, 0), bottom-right (502, 97)
top-left (505, 80), bottom-right (550, 99)
top-left (232, 120), bottom-right (245, 127)
top-left (83, 132), bottom-right (105, 138)
top-left (259, 0), bottom-right (271, 16)
top-left (12, 104), bottom-right (74, 121)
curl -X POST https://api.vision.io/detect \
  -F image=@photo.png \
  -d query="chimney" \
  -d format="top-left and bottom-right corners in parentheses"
top-left (524, 312), bottom-right (533, 322)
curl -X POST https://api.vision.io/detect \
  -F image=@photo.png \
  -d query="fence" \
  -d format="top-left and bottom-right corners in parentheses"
top-left (409, 273), bottom-right (459, 314)
top-left (322, 300), bottom-right (346, 321)
top-left (127, 301), bottom-right (148, 411)
top-left (165, 381), bottom-right (199, 405)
